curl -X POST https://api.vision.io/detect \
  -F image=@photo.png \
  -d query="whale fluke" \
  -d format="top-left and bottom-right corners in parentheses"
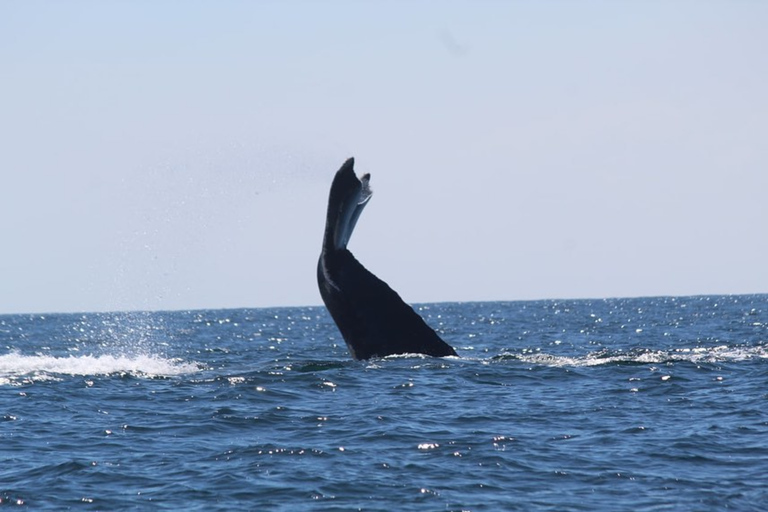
top-left (317, 157), bottom-right (457, 360)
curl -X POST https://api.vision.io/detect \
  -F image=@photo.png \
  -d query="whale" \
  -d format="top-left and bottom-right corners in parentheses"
top-left (317, 157), bottom-right (458, 360)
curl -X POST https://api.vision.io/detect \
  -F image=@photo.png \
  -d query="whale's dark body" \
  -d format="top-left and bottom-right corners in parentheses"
top-left (317, 157), bottom-right (457, 360)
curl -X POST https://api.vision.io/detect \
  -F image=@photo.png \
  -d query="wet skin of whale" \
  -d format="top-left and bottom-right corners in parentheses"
top-left (317, 157), bottom-right (457, 360)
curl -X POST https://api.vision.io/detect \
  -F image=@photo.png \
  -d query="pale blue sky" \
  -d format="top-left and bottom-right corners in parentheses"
top-left (2, 2), bottom-right (766, 314)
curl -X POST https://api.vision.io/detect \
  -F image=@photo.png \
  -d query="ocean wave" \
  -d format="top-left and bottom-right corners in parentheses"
top-left (493, 344), bottom-right (768, 367)
top-left (0, 351), bottom-right (200, 385)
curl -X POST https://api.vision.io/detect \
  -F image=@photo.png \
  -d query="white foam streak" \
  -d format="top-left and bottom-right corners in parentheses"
top-left (0, 351), bottom-right (199, 385)
top-left (511, 344), bottom-right (768, 368)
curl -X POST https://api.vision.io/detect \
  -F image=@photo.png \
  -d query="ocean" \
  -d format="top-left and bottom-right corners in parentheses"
top-left (1, 295), bottom-right (766, 511)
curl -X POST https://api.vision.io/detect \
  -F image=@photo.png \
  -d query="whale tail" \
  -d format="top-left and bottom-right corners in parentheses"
top-left (324, 157), bottom-right (372, 251)
top-left (317, 158), bottom-right (458, 360)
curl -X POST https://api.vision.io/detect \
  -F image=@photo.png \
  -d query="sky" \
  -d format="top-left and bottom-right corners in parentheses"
top-left (1, 2), bottom-right (766, 315)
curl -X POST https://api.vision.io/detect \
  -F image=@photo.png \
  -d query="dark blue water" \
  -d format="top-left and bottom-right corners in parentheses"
top-left (2, 295), bottom-right (767, 510)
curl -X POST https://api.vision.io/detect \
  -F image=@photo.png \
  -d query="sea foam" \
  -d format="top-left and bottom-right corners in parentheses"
top-left (0, 351), bottom-right (199, 385)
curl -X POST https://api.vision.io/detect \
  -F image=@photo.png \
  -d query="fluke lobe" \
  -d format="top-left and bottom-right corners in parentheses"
top-left (317, 157), bottom-right (457, 360)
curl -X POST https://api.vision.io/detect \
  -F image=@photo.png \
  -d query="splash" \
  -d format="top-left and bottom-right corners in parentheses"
top-left (0, 351), bottom-right (200, 386)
